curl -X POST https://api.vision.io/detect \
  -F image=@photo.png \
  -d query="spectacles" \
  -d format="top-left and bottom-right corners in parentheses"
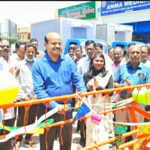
top-left (69, 46), bottom-right (76, 50)
top-left (0, 45), bottom-right (10, 49)
top-left (141, 51), bottom-right (148, 54)
top-left (113, 53), bottom-right (121, 56)
top-left (86, 48), bottom-right (95, 51)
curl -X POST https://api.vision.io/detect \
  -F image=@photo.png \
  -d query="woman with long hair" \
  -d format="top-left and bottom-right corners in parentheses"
top-left (83, 52), bottom-right (114, 150)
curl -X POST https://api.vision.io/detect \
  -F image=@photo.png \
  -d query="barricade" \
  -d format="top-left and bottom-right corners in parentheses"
top-left (0, 83), bottom-right (150, 150)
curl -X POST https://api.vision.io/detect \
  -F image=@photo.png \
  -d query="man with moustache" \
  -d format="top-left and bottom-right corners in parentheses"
top-left (77, 40), bottom-right (96, 76)
top-left (0, 40), bottom-right (16, 150)
top-left (114, 44), bottom-right (150, 146)
top-left (114, 44), bottom-right (150, 89)
top-left (140, 45), bottom-right (150, 67)
top-left (111, 46), bottom-right (124, 75)
top-left (32, 32), bottom-right (86, 150)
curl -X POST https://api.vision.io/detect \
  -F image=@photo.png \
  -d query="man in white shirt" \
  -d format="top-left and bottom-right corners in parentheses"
top-left (74, 45), bottom-right (83, 65)
top-left (140, 45), bottom-right (150, 121)
top-left (14, 43), bottom-right (37, 149)
top-left (0, 40), bottom-right (11, 71)
top-left (141, 45), bottom-right (150, 67)
top-left (10, 42), bottom-right (26, 79)
top-left (10, 42), bottom-right (25, 62)
top-left (76, 40), bottom-right (96, 148)
top-left (30, 38), bottom-right (40, 57)
top-left (111, 46), bottom-right (124, 75)
top-left (77, 40), bottom-right (96, 76)
top-left (0, 39), bottom-right (16, 150)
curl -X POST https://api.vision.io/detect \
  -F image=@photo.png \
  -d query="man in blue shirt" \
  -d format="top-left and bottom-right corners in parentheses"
top-left (114, 44), bottom-right (150, 89)
top-left (32, 32), bottom-right (86, 150)
top-left (114, 44), bottom-right (150, 144)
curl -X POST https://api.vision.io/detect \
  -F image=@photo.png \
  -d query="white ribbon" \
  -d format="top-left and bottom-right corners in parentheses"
top-left (0, 107), bottom-right (58, 142)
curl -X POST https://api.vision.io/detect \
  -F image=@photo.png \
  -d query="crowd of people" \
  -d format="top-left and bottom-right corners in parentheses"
top-left (0, 32), bottom-right (150, 150)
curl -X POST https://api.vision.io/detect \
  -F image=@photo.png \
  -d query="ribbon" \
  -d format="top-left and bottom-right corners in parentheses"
top-left (0, 107), bottom-right (58, 142)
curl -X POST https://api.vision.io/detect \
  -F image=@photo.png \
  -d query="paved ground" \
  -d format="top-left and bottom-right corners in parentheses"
top-left (18, 132), bottom-right (80, 150)
top-left (10, 120), bottom-right (150, 150)
top-left (12, 110), bottom-right (150, 150)
top-left (18, 113), bottom-right (80, 150)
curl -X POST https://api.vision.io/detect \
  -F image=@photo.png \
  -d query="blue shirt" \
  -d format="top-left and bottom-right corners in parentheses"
top-left (32, 52), bottom-right (86, 109)
top-left (114, 62), bottom-right (150, 85)
top-left (114, 62), bottom-right (150, 97)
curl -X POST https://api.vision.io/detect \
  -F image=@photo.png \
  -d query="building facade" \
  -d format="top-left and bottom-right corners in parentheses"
top-left (17, 27), bottom-right (31, 42)
top-left (99, 1), bottom-right (150, 43)
top-left (0, 19), bottom-right (17, 39)
top-left (58, 1), bottom-right (150, 43)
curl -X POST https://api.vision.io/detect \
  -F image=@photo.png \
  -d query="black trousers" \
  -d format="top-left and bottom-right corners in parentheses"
top-left (38, 104), bottom-right (72, 150)
top-left (144, 105), bottom-right (150, 122)
top-left (0, 118), bottom-right (15, 150)
top-left (16, 104), bottom-right (38, 141)
top-left (78, 120), bottom-right (86, 147)
top-left (25, 104), bottom-right (38, 141)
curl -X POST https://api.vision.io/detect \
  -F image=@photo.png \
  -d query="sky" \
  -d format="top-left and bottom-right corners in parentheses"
top-left (0, 1), bottom-right (86, 28)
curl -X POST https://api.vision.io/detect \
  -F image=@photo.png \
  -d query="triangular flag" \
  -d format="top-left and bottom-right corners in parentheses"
top-left (73, 102), bottom-right (91, 123)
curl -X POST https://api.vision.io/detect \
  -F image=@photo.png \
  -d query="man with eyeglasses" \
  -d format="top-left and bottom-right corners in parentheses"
top-left (77, 40), bottom-right (96, 76)
top-left (0, 39), bottom-right (16, 150)
top-left (66, 43), bottom-right (77, 60)
top-left (30, 38), bottom-right (39, 57)
top-left (111, 46), bottom-right (124, 75)
top-left (0, 40), bottom-right (11, 71)
top-left (74, 45), bottom-right (83, 65)
top-left (140, 45), bottom-right (150, 67)
top-left (76, 40), bottom-right (96, 149)
top-left (140, 45), bottom-right (150, 121)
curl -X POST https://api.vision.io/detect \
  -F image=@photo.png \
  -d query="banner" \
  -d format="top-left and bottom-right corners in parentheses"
top-left (58, 1), bottom-right (96, 20)
top-left (101, 1), bottom-right (150, 16)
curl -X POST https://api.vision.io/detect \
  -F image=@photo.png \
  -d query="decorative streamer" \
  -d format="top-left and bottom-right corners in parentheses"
top-left (0, 107), bottom-right (58, 142)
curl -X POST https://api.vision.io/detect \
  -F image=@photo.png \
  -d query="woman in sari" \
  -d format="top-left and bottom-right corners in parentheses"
top-left (83, 52), bottom-right (114, 150)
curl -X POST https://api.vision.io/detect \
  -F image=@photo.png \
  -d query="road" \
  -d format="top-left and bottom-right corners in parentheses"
top-left (19, 133), bottom-right (80, 150)
top-left (18, 118), bottom-right (80, 150)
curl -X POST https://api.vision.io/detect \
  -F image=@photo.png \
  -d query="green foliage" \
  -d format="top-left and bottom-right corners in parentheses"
top-left (1, 37), bottom-right (20, 44)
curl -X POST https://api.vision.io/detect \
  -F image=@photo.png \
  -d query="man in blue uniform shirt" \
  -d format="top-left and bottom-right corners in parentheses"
top-left (114, 44), bottom-right (150, 90)
top-left (114, 44), bottom-right (150, 144)
top-left (32, 32), bottom-right (86, 150)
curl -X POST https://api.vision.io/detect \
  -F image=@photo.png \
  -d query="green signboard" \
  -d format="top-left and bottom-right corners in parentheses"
top-left (58, 1), bottom-right (96, 20)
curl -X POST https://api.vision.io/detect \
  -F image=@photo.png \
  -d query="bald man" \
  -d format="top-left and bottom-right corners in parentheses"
top-left (32, 32), bottom-right (86, 150)
top-left (112, 46), bottom-right (123, 75)
top-left (114, 45), bottom-right (150, 144)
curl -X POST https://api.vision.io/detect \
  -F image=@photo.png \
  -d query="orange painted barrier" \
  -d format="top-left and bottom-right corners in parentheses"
top-left (1, 83), bottom-right (150, 149)
top-left (1, 83), bottom-right (150, 109)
